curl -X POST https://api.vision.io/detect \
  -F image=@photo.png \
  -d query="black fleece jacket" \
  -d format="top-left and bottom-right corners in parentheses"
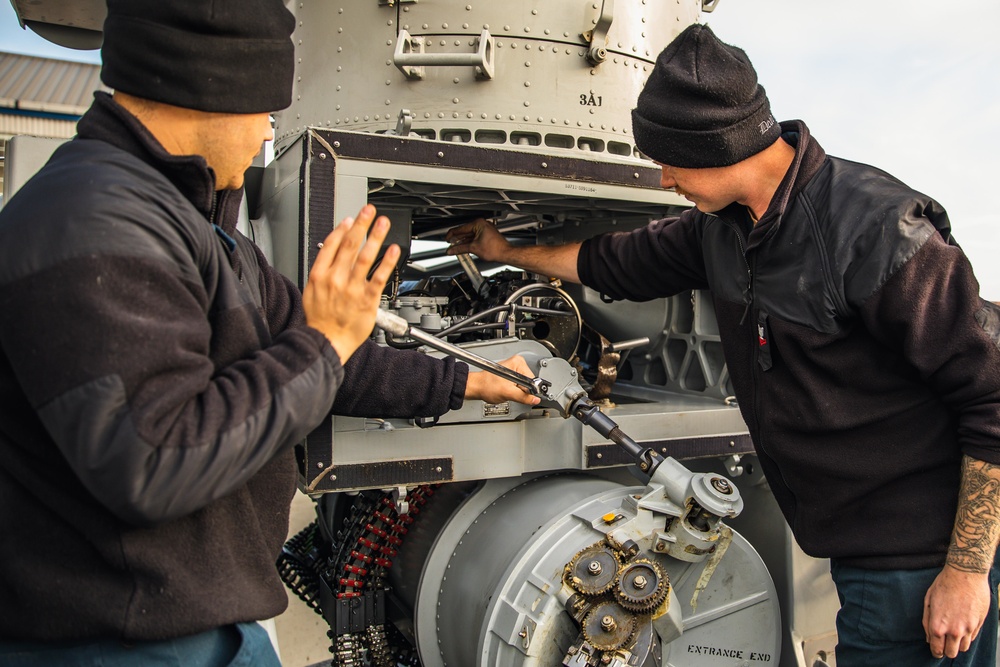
top-left (0, 92), bottom-right (466, 642)
top-left (580, 121), bottom-right (1000, 570)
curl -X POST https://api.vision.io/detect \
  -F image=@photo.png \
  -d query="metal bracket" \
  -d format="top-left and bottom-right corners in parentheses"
top-left (392, 108), bottom-right (413, 136)
top-left (391, 485), bottom-right (410, 515)
top-left (701, 0), bottom-right (721, 12)
top-left (394, 29), bottom-right (495, 80)
top-left (582, 0), bottom-right (614, 65)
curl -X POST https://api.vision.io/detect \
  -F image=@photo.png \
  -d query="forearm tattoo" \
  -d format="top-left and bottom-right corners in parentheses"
top-left (947, 455), bottom-right (1000, 574)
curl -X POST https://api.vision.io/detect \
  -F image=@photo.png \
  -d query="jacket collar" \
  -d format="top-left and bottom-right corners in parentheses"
top-left (715, 120), bottom-right (827, 249)
top-left (75, 92), bottom-right (243, 235)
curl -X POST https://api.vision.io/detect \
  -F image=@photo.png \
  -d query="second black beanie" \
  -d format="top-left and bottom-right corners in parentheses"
top-left (632, 24), bottom-right (780, 168)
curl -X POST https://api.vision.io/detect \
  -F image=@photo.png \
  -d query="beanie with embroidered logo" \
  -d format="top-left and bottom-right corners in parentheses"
top-left (100, 0), bottom-right (295, 114)
top-left (631, 24), bottom-right (780, 168)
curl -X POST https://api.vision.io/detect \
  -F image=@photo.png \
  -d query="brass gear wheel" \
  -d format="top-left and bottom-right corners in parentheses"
top-left (581, 600), bottom-right (637, 652)
top-left (565, 543), bottom-right (619, 597)
top-left (615, 558), bottom-right (669, 614)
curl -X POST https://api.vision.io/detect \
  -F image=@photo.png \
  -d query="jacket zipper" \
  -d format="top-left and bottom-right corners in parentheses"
top-left (208, 192), bottom-right (244, 283)
top-left (733, 224), bottom-right (753, 325)
top-left (208, 192), bottom-right (219, 226)
top-left (731, 222), bottom-right (798, 522)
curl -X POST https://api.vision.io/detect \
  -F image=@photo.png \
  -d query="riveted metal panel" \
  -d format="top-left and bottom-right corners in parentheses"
top-left (278, 0), bottom-right (703, 162)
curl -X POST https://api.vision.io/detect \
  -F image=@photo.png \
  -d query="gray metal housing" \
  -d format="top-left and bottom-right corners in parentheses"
top-left (278, 0), bottom-right (702, 161)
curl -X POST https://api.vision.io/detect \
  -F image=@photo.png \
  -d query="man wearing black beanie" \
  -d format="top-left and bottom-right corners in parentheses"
top-left (447, 23), bottom-right (1000, 667)
top-left (0, 1), bottom-right (536, 665)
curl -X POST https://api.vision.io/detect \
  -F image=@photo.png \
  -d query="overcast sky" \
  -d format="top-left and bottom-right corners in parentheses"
top-left (706, 0), bottom-right (1000, 299)
top-left (3, 1), bottom-right (999, 297)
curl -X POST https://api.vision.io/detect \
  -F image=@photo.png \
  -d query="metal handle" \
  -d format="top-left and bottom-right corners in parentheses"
top-left (581, 0), bottom-right (614, 65)
top-left (374, 309), bottom-right (543, 393)
top-left (455, 253), bottom-right (484, 292)
top-left (394, 29), bottom-right (495, 80)
top-left (607, 337), bottom-right (649, 353)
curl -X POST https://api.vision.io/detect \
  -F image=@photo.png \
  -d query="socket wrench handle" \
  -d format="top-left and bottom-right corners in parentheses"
top-left (374, 309), bottom-right (546, 395)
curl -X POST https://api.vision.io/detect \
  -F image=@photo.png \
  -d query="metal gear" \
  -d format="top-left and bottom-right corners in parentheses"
top-left (580, 600), bottom-right (637, 652)
top-left (565, 542), bottom-right (620, 597)
top-left (615, 558), bottom-right (669, 614)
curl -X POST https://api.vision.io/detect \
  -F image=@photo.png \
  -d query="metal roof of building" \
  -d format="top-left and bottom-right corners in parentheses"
top-left (0, 51), bottom-right (104, 117)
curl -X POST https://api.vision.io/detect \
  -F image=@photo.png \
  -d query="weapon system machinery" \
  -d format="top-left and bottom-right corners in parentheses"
top-left (7, 0), bottom-right (842, 665)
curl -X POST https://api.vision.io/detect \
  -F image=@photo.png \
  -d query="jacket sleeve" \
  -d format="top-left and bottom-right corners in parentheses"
top-left (858, 232), bottom-right (1000, 464)
top-left (332, 340), bottom-right (468, 418)
top-left (0, 175), bottom-right (343, 527)
top-left (577, 210), bottom-right (710, 301)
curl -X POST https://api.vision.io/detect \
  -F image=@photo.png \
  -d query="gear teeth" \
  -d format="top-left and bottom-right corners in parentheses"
top-left (565, 542), bottom-right (621, 597)
top-left (581, 600), bottom-right (637, 652)
top-left (615, 558), bottom-right (669, 614)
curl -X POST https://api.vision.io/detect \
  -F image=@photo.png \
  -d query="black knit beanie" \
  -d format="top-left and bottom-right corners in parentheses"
top-left (632, 24), bottom-right (780, 168)
top-left (100, 0), bottom-right (295, 114)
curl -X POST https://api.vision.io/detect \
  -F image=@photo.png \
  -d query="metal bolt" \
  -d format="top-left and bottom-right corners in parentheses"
top-left (316, 461), bottom-right (324, 469)
top-left (587, 560), bottom-right (603, 576)
top-left (712, 477), bottom-right (734, 494)
top-left (319, 153), bottom-right (327, 159)
top-left (601, 615), bottom-right (616, 632)
top-left (633, 575), bottom-right (648, 589)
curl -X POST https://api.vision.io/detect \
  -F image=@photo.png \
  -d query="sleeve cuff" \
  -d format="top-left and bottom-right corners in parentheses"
top-left (450, 361), bottom-right (469, 411)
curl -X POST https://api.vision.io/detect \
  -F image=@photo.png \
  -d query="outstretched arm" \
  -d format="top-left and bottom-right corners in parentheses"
top-left (445, 218), bottom-right (582, 283)
top-left (923, 455), bottom-right (1000, 659)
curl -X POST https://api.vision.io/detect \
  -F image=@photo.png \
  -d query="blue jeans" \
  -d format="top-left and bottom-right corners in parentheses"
top-left (830, 558), bottom-right (1000, 667)
top-left (0, 622), bottom-right (280, 667)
